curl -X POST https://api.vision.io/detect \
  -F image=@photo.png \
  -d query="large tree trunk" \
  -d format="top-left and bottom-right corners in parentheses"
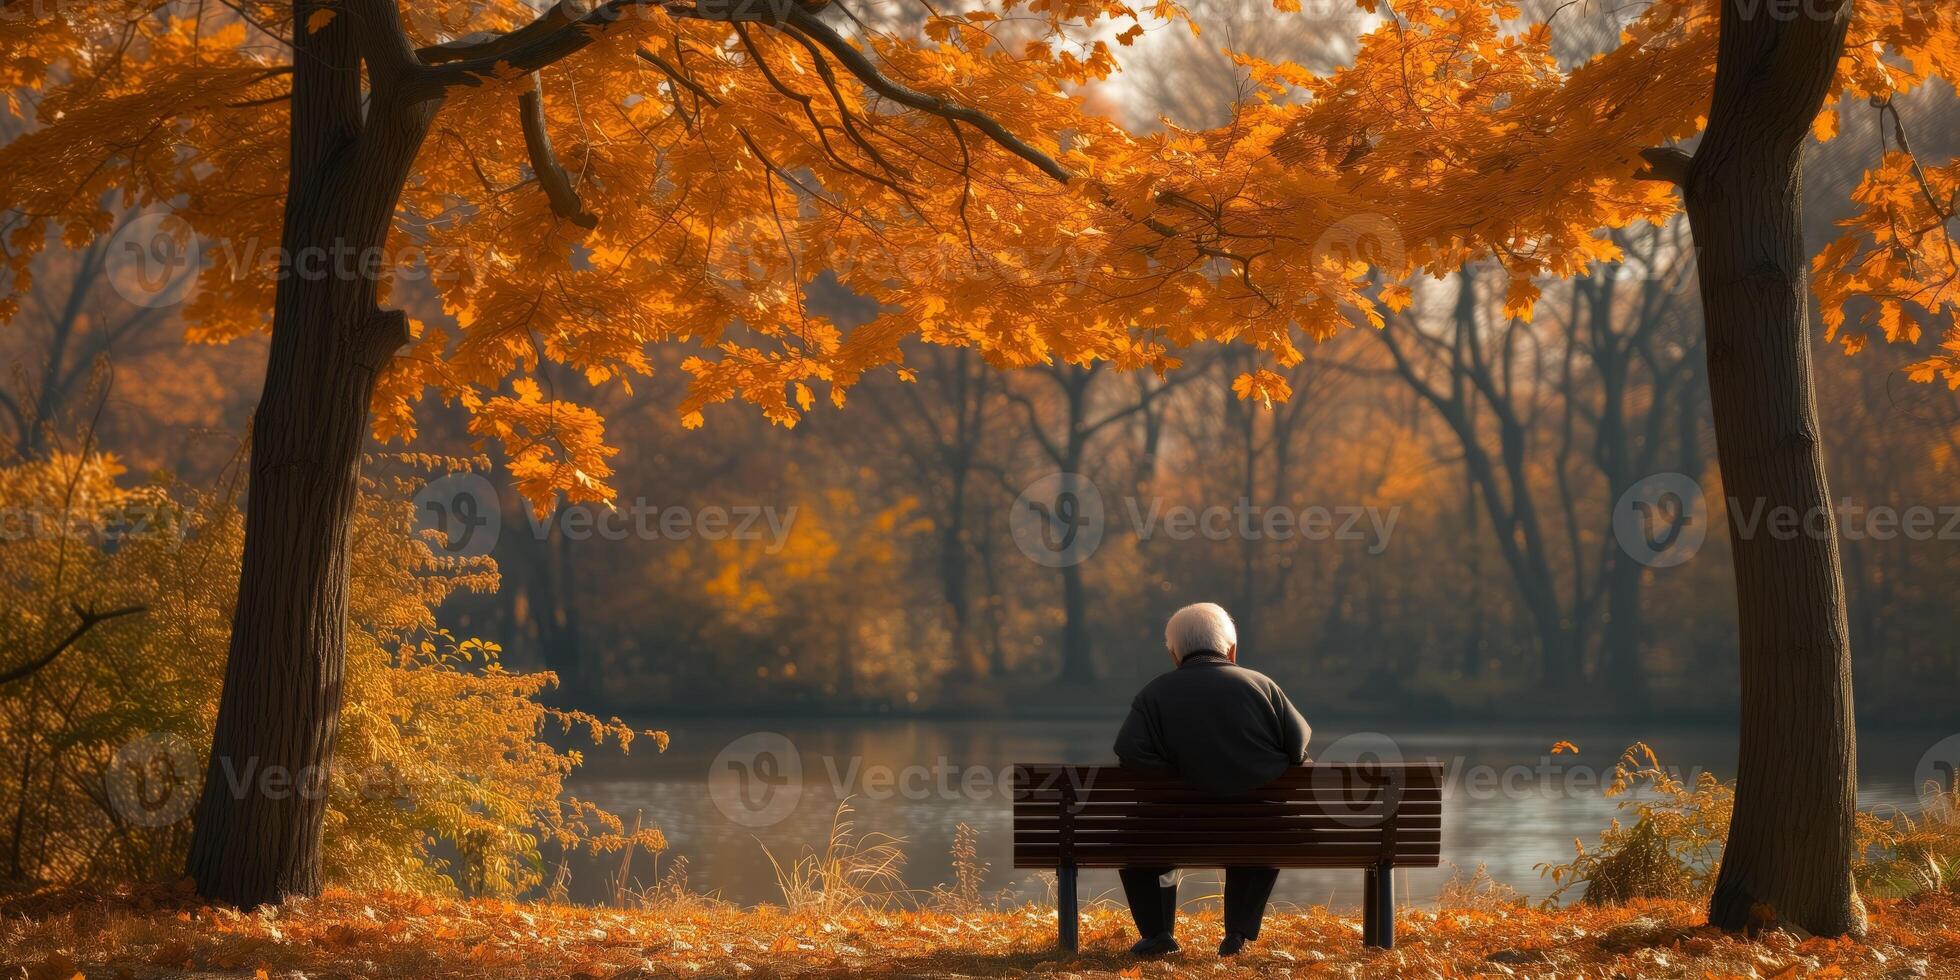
top-left (186, 0), bottom-right (433, 907)
top-left (1677, 0), bottom-right (1861, 937)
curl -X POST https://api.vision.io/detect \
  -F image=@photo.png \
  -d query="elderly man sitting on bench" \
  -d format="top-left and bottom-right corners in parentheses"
top-left (1111, 602), bottom-right (1313, 958)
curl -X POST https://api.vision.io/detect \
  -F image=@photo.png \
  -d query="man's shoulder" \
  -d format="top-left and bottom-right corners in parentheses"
top-left (1223, 664), bottom-right (1290, 698)
top-left (1228, 664), bottom-right (1282, 688)
top-left (1133, 668), bottom-right (1184, 698)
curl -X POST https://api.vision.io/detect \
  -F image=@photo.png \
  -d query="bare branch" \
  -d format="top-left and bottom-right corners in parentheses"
top-left (779, 8), bottom-right (1071, 183)
top-left (0, 604), bottom-right (147, 686)
top-left (407, 1), bottom-right (1072, 187)
top-left (636, 47), bottom-right (721, 107)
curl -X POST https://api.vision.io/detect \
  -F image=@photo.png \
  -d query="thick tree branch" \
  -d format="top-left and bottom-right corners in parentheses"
top-left (0, 604), bottom-right (147, 686)
top-left (343, 0), bottom-right (423, 85)
top-left (402, 0), bottom-right (1072, 186)
top-left (417, 0), bottom-right (585, 65)
top-left (519, 73), bottom-right (600, 229)
top-left (1636, 146), bottom-right (1694, 187)
top-left (410, 0), bottom-right (669, 97)
top-left (419, 30), bottom-right (505, 65)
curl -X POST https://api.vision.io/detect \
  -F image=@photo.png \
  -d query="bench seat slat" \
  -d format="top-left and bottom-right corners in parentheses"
top-left (1012, 842), bottom-right (1443, 857)
top-left (1011, 791), bottom-right (1442, 807)
top-left (1012, 848), bottom-right (1443, 868)
top-left (1012, 841), bottom-right (1444, 855)
top-left (1014, 816), bottom-right (1440, 831)
top-left (1012, 796), bottom-right (1445, 806)
top-left (1012, 802), bottom-right (1443, 819)
top-left (1012, 783), bottom-right (1441, 797)
top-left (1011, 764), bottom-right (1445, 788)
top-left (1014, 829), bottom-right (1442, 846)
top-left (1013, 859), bottom-right (1443, 870)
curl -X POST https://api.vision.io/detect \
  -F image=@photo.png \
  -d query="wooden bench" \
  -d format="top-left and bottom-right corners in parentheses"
top-left (1011, 762), bottom-right (1444, 952)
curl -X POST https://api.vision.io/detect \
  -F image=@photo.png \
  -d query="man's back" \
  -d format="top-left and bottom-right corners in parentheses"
top-left (1112, 651), bottom-right (1312, 797)
top-left (1109, 604), bottom-right (1308, 955)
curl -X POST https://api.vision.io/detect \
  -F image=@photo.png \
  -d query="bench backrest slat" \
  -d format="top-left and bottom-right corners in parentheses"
top-left (1010, 763), bottom-right (1445, 870)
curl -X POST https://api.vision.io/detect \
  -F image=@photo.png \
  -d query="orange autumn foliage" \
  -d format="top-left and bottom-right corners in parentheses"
top-left (1, 883), bottom-right (1957, 978)
top-left (0, 454), bottom-right (663, 896)
top-left (0, 0), bottom-right (1954, 514)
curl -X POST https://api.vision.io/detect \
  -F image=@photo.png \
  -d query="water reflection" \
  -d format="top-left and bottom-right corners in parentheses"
top-left (564, 719), bottom-right (1947, 910)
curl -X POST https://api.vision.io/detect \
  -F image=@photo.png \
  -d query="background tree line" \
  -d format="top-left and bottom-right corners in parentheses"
top-left (8, 214), bottom-right (1956, 724)
top-left (6, 0), bottom-right (1950, 725)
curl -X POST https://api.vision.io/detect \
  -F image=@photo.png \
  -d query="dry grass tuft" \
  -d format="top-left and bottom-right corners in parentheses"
top-left (761, 799), bottom-right (910, 914)
top-left (1435, 862), bottom-right (1526, 911)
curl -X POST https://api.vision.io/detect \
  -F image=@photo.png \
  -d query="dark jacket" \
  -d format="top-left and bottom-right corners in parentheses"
top-left (1112, 652), bottom-right (1312, 796)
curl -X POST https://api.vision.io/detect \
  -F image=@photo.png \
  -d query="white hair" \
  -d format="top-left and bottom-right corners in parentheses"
top-left (1165, 603), bottom-right (1238, 661)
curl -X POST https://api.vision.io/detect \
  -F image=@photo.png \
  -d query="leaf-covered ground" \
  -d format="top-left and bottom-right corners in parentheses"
top-left (2, 885), bottom-right (1956, 978)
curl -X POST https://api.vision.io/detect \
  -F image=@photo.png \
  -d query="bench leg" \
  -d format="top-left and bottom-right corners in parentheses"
top-left (1361, 866), bottom-right (1379, 947)
top-left (1057, 863), bottom-right (1079, 954)
top-left (1373, 861), bottom-right (1396, 950)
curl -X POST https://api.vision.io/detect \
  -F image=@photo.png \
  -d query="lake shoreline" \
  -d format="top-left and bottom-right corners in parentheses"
top-left (594, 703), bottom-right (1952, 735)
top-left (557, 718), bottom-right (1951, 910)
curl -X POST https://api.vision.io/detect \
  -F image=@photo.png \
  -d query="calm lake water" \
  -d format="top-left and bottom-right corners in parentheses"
top-left (564, 718), bottom-right (1954, 911)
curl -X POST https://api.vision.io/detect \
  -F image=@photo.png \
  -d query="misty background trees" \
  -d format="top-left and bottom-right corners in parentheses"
top-left (8, 178), bottom-right (1956, 727)
top-left (4, 0), bottom-right (1956, 731)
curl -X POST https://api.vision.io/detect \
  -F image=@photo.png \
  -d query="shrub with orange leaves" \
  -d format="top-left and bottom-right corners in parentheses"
top-left (1543, 743), bottom-right (1960, 907)
top-left (1539, 743), bottom-right (1733, 906)
top-left (0, 454), bottom-right (663, 896)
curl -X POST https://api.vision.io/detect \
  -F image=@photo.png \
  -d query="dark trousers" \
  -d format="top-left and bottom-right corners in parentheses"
top-left (1118, 866), bottom-right (1280, 939)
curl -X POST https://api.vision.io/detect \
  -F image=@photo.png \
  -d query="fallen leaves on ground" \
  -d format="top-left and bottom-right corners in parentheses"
top-left (1, 884), bottom-right (1955, 978)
